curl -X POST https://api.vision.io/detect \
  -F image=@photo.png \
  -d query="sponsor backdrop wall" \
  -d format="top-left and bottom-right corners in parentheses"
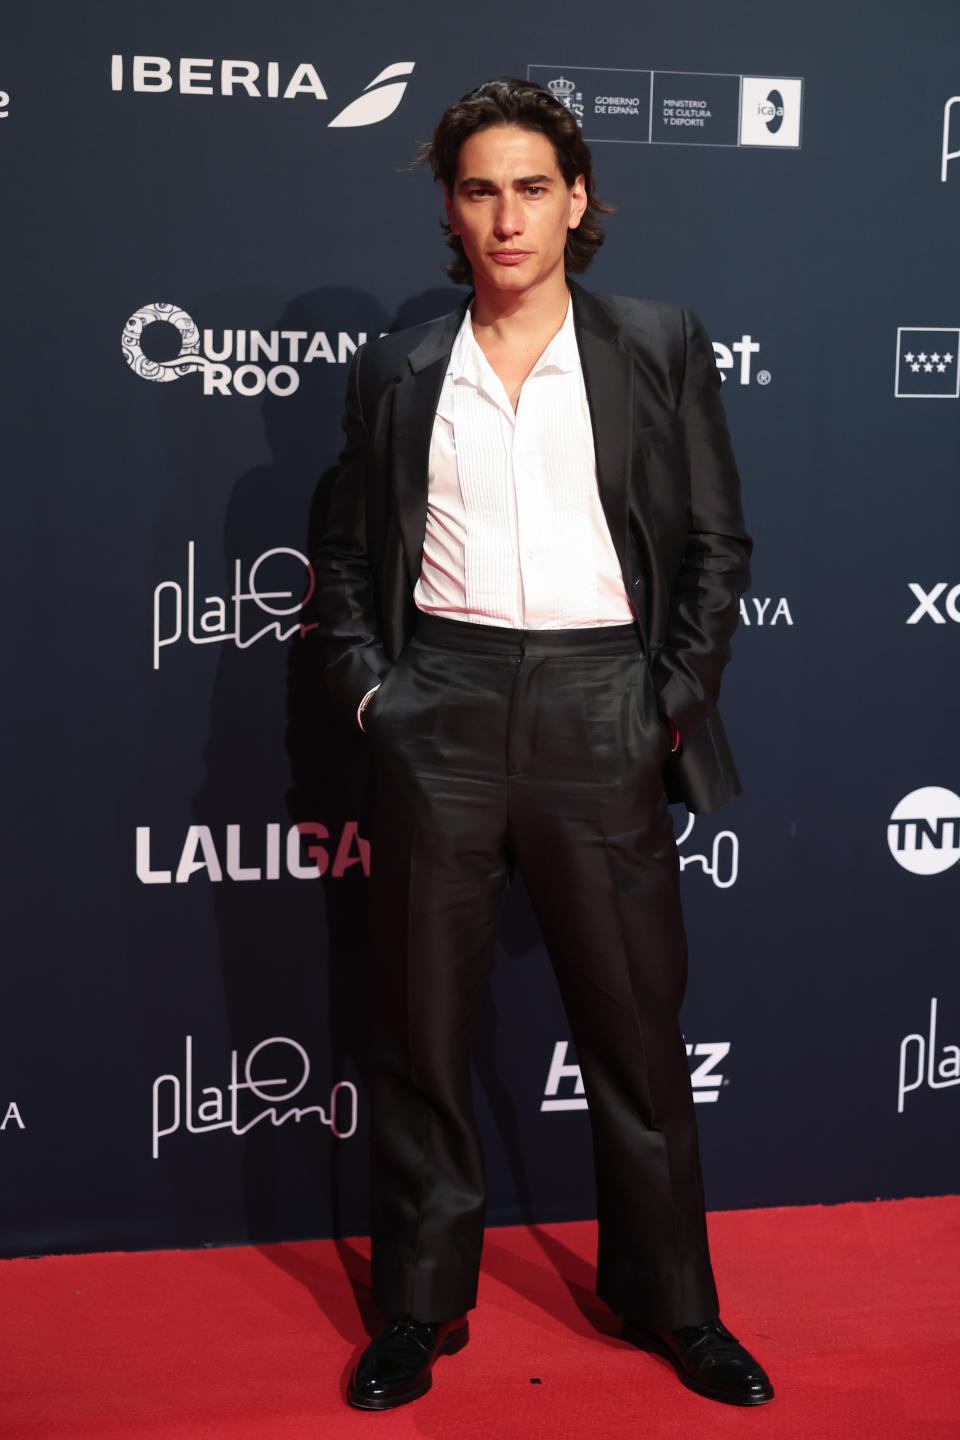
top-left (2, 0), bottom-right (959, 1258)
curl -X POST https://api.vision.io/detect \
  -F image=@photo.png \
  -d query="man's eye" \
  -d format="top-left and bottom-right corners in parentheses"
top-left (525, 186), bottom-right (544, 196)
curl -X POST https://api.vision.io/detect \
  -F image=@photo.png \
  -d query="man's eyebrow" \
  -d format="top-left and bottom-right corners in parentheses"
top-left (457, 173), bottom-right (555, 188)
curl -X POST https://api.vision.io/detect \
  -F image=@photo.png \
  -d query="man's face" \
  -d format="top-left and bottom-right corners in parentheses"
top-left (444, 124), bottom-right (587, 298)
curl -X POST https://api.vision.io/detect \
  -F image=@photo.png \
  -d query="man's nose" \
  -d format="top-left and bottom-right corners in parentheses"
top-left (493, 192), bottom-right (523, 237)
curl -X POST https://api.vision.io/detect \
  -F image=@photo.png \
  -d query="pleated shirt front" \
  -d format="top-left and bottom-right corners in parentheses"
top-left (412, 300), bottom-right (634, 629)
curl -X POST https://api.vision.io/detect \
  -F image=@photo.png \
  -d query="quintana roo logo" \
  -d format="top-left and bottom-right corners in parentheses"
top-left (123, 303), bottom-right (200, 383)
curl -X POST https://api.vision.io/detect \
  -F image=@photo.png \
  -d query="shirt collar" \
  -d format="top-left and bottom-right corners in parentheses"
top-left (449, 295), bottom-right (579, 389)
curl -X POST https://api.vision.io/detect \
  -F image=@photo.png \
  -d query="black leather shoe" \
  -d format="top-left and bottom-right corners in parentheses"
top-left (347, 1314), bottom-right (469, 1410)
top-left (623, 1316), bottom-right (774, 1406)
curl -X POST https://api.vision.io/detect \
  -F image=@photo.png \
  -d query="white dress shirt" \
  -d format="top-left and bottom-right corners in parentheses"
top-left (413, 300), bottom-right (633, 628)
top-left (358, 299), bottom-right (634, 729)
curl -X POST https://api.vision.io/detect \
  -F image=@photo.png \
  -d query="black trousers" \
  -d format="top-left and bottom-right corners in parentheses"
top-left (365, 612), bottom-right (719, 1329)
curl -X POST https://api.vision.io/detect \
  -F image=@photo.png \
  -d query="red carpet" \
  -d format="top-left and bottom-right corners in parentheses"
top-left (1, 1197), bottom-right (958, 1439)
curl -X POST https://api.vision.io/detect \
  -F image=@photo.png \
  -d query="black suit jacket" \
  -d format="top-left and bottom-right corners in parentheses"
top-left (310, 280), bottom-right (752, 814)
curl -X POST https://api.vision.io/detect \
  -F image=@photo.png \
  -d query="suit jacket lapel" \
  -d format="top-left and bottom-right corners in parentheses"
top-left (391, 301), bottom-right (468, 589)
top-left (569, 281), bottom-right (636, 593)
top-left (390, 284), bottom-right (643, 611)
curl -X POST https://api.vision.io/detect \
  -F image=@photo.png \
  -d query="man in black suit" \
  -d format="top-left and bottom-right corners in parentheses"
top-left (312, 77), bottom-right (773, 1412)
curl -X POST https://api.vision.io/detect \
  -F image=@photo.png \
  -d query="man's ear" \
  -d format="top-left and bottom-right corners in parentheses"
top-left (568, 173), bottom-right (587, 230)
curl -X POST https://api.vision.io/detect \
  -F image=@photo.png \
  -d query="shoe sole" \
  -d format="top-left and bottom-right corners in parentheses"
top-left (623, 1324), bottom-right (775, 1407)
top-left (346, 1321), bottom-right (470, 1411)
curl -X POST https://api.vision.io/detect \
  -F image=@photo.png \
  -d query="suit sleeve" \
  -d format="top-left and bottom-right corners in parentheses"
top-left (652, 307), bottom-right (753, 743)
top-left (309, 346), bottom-right (391, 720)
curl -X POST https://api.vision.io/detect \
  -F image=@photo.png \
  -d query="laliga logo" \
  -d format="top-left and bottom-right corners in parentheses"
top-left (674, 813), bottom-right (739, 889)
top-left (152, 1035), bottom-right (358, 1158)
top-left (887, 788), bottom-right (960, 875)
top-left (136, 820), bottom-right (370, 884)
top-left (897, 998), bottom-right (959, 1112)
top-left (111, 56), bottom-right (415, 128)
top-left (123, 302), bottom-right (371, 396)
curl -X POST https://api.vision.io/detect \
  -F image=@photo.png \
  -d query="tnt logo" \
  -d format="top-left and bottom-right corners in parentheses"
top-left (541, 1040), bottom-right (729, 1110)
top-left (894, 328), bottom-right (960, 398)
top-left (887, 788), bottom-right (960, 875)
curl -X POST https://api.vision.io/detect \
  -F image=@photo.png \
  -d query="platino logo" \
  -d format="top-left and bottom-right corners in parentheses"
top-left (152, 1035), bottom-right (358, 1158)
top-left (887, 788), bottom-right (960, 875)
top-left (897, 998), bottom-right (959, 1112)
top-left (124, 302), bottom-right (371, 397)
top-left (942, 96), bottom-right (960, 182)
top-left (906, 583), bottom-right (960, 625)
top-left (1, 1102), bottom-right (25, 1131)
top-left (541, 1039), bottom-right (730, 1110)
top-left (110, 57), bottom-right (414, 127)
top-left (136, 821), bottom-right (371, 884)
top-left (153, 541), bottom-right (315, 669)
top-left (894, 328), bottom-right (959, 398)
top-left (674, 813), bottom-right (739, 889)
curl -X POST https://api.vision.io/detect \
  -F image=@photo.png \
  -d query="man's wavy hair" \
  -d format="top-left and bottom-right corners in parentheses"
top-left (418, 76), bottom-right (612, 285)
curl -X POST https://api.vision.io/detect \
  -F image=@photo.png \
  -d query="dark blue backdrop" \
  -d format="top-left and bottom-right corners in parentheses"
top-left (2, 0), bottom-right (958, 1258)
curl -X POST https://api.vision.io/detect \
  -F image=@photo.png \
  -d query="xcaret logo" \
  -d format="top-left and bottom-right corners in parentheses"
top-left (152, 1036), bottom-right (358, 1158)
top-left (712, 335), bottom-right (770, 386)
top-left (887, 788), bottom-right (960, 875)
top-left (124, 303), bottom-right (372, 397)
top-left (110, 57), bottom-right (414, 128)
top-left (897, 998), bottom-right (959, 1112)
top-left (541, 1039), bottom-right (730, 1110)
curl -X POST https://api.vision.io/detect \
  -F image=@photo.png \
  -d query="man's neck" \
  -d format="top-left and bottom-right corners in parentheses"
top-left (470, 272), bottom-right (571, 350)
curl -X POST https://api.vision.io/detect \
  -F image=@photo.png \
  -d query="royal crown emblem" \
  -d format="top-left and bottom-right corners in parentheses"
top-left (547, 75), bottom-right (576, 99)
